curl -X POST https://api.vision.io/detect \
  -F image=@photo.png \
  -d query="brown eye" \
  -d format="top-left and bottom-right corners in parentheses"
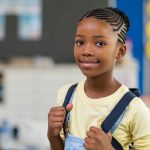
top-left (96, 41), bottom-right (105, 47)
top-left (75, 40), bottom-right (84, 46)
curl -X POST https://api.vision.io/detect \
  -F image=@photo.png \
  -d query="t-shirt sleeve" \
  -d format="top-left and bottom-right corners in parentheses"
top-left (129, 97), bottom-right (150, 149)
top-left (56, 83), bottom-right (72, 106)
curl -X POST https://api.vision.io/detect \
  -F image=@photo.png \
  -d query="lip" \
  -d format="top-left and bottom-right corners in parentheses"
top-left (79, 60), bottom-right (99, 68)
top-left (79, 59), bottom-right (99, 63)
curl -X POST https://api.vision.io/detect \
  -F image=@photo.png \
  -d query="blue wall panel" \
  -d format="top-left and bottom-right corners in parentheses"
top-left (117, 0), bottom-right (144, 94)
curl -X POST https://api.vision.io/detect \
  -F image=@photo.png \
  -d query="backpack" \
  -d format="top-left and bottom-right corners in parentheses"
top-left (63, 83), bottom-right (140, 150)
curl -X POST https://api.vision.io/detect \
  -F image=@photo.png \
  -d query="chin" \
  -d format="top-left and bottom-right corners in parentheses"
top-left (80, 70), bottom-right (97, 78)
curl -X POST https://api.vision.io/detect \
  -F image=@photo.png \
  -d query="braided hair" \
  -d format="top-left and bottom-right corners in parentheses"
top-left (79, 7), bottom-right (130, 44)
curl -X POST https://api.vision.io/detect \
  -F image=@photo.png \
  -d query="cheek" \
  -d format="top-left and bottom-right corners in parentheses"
top-left (73, 47), bottom-right (78, 61)
top-left (102, 52), bottom-right (116, 66)
top-left (109, 54), bottom-right (117, 66)
top-left (108, 47), bottom-right (118, 59)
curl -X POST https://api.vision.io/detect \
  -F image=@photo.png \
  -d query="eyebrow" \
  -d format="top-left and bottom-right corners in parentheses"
top-left (75, 34), bottom-right (84, 37)
top-left (75, 34), bottom-right (109, 39)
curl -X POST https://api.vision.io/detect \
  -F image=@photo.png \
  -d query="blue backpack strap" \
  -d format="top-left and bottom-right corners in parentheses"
top-left (62, 85), bottom-right (138, 149)
top-left (129, 88), bottom-right (140, 97)
top-left (111, 137), bottom-right (123, 150)
top-left (63, 83), bottom-right (78, 137)
top-left (63, 83), bottom-right (78, 108)
top-left (101, 91), bottom-right (136, 150)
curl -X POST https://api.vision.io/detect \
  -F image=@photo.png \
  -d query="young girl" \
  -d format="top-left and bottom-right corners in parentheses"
top-left (47, 7), bottom-right (150, 150)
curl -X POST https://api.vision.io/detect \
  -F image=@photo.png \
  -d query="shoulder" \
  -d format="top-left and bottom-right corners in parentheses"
top-left (127, 96), bottom-right (150, 135)
top-left (56, 80), bottom-right (85, 106)
top-left (56, 83), bottom-right (73, 106)
top-left (120, 86), bottom-right (150, 128)
top-left (129, 96), bottom-right (150, 115)
top-left (127, 94), bottom-right (150, 121)
top-left (127, 97), bottom-right (150, 146)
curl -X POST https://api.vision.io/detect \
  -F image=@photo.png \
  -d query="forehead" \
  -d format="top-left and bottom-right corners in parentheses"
top-left (77, 17), bottom-right (115, 36)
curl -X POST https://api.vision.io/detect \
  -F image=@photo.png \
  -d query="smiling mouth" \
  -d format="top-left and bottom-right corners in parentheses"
top-left (79, 59), bottom-right (100, 63)
top-left (78, 59), bottom-right (100, 68)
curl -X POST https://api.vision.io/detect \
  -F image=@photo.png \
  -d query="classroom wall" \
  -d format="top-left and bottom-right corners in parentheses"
top-left (0, 0), bottom-right (107, 63)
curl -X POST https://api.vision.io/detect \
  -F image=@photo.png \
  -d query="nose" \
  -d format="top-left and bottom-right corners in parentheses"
top-left (82, 44), bottom-right (94, 56)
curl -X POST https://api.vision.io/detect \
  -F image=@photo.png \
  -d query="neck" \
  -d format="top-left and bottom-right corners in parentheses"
top-left (85, 74), bottom-right (121, 98)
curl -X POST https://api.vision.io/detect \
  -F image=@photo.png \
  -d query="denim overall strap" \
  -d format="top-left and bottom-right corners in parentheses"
top-left (101, 91), bottom-right (136, 150)
top-left (62, 84), bottom-right (86, 150)
top-left (63, 84), bottom-right (78, 137)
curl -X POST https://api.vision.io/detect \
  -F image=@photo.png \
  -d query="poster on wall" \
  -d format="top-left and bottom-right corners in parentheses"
top-left (0, 0), bottom-right (42, 41)
top-left (0, 15), bottom-right (6, 40)
top-left (18, 13), bottom-right (42, 40)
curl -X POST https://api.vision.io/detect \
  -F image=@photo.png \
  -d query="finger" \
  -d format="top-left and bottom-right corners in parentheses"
top-left (51, 129), bottom-right (61, 137)
top-left (107, 132), bottom-right (112, 140)
top-left (86, 130), bottom-right (96, 138)
top-left (53, 110), bottom-right (66, 117)
top-left (90, 126), bottom-right (102, 134)
top-left (83, 139), bottom-right (93, 150)
top-left (50, 106), bottom-right (66, 112)
top-left (66, 103), bottom-right (73, 112)
top-left (51, 122), bottom-right (63, 129)
top-left (50, 107), bottom-right (66, 116)
top-left (83, 142), bottom-right (90, 150)
top-left (48, 112), bottom-right (65, 119)
top-left (107, 132), bottom-right (112, 137)
top-left (84, 136), bottom-right (91, 144)
top-left (49, 116), bottom-right (65, 122)
top-left (48, 121), bottom-right (64, 131)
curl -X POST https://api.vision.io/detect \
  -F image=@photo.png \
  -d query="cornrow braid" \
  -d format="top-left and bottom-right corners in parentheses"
top-left (79, 7), bottom-right (130, 44)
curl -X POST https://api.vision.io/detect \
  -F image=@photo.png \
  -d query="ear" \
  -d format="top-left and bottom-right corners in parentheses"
top-left (116, 44), bottom-right (126, 62)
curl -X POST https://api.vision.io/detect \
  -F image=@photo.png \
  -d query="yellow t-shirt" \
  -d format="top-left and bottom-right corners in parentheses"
top-left (57, 79), bottom-right (150, 150)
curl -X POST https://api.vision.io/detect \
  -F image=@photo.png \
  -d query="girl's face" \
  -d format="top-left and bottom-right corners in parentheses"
top-left (74, 17), bottom-right (125, 78)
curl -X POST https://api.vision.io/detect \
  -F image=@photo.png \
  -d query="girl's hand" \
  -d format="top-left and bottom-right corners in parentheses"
top-left (84, 126), bottom-right (114, 150)
top-left (47, 106), bottom-right (66, 139)
top-left (47, 104), bottom-right (73, 140)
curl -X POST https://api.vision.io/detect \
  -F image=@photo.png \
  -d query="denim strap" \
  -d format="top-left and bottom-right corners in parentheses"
top-left (63, 84), bottom-right (77, 137)
top-left (101, 91), bottom-right (136, 150)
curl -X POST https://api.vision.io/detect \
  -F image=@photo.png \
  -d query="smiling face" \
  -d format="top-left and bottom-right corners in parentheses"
top-left (74, 17), bottom-right (126, 78)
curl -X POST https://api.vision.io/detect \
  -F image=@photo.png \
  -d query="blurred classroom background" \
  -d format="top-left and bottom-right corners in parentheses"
top-left (0, 0), bottom-right (150, 149)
